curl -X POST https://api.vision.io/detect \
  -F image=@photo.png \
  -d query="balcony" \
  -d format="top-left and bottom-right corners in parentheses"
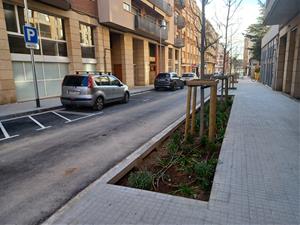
top-left (148, 0), bottom-right (173, 16)
top-left (174, 36), bottom-right (185, 48)
top-left (175, 15), bottom-right (186, 29)
top-left (135, 15), bottom-right (168, 40)
top-left (35, 0), bottom-right (70, 10)
top-left (174, 0), bottom-right (186, 9)
top-left (264, 0), bottom-right (300, 25)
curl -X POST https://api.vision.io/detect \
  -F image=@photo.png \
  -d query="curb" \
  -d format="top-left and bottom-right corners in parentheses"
top-left (0, 89), bottom-right (155, 121)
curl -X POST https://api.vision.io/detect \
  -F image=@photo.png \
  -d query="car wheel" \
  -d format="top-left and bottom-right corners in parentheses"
top-left (180, 84), bottom-right (184, 89)
top-left (93, 96), bottom-right (104, 111)
top-left (171, 83), bottom-right (177, 91)
top-left (122, 92), bottom-right (129, 103)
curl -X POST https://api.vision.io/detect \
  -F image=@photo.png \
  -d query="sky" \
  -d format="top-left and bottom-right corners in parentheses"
top-left (198, 0), bottom-right (262, 59)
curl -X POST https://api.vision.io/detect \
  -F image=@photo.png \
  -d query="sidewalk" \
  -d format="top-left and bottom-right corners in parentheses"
top-left (44, 78), bottom-right (299, 225)
top-left (0, 85), bottom-right (154, 120)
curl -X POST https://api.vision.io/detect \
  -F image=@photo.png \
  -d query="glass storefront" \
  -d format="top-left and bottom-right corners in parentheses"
top-left (3, 3), bottom-right (69, 101)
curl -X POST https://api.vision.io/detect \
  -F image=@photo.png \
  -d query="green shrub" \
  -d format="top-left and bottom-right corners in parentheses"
top-left (128, 170), bottom-right (153, 190)
top-left (185, 134), bottom-right (194, 144)
top-left (176, 184), bottom-right (195, 197)
top-left (200, 135), bottom-right (208, 147)
top-left (194, 161), bottom-right (214, 191)
top-left (206, 141), bottom-right (218, 153)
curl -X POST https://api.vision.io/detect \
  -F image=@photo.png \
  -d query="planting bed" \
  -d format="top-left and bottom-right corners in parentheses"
top-left (117, 97), bottom-right (233, 201)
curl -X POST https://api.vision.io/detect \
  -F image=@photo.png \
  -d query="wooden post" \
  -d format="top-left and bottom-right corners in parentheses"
top-left (199, 86), bottom-right (205, 137)
top-left (225, 77), bottom-right (228, 101)
top-left (184, 86), bottom-right (192, 141)
top-left (209, 84), bottom-right (217, 142)
top-left (191, 87), bottom-right (197, 135)
top-left (232, 75), bottom-right (235, 88)
top-left (220, 79), bottom-right (224, 101)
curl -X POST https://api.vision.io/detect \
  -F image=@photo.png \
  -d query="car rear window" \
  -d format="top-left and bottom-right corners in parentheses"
top-left (182, 74), bottom-right (194, 77)
top-left (62, 75), bottom-right (88, 86)
top-left (157, 73), bottom-right (170, 79)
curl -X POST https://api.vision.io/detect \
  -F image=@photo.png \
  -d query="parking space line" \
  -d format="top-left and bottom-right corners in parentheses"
top-left (56, 110), bottom-right (91, 116)
top-left (51, 111), bottom-right (72, 122)
top-left (130, 90), bottom-right (153, 96)
top-left (65, 112), bottom-right (103, 123)
top-left (28, 116), bottom-right (51, 130)
top-left (0, 122), bottom-right (19, 141)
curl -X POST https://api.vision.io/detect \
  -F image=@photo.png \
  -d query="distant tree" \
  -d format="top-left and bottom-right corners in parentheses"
top-left (245, 1), bottom-right (269, 61)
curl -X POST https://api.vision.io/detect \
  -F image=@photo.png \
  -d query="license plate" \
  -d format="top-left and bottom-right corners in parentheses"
top-left (68, 90), bottom-right (80, 95)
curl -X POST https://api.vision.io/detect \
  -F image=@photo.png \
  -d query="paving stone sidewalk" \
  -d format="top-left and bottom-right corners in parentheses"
top-left (0, 85), bottom-right (154, 120)
top-left (44, 79), bottom-right (299, 225)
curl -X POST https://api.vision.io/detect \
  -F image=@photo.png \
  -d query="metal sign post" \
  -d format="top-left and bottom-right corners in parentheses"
top-left (23, 0), bottom-right (40, 107)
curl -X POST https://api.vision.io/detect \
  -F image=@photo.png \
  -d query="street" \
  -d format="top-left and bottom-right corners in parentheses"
top-left (0, 88), bottom-right (209, 225)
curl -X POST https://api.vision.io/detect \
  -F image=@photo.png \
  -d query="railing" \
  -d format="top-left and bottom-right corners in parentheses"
top-left (174, 0), bottom-right (186, 9)
top-left (174, 36), bottom-right (185, 48)
top-left (175, 15), bottom-right (186, 29)
top-left (135, 15), bottom-right (168, 40)
top-left (147, 0), bottom-right (173, 16)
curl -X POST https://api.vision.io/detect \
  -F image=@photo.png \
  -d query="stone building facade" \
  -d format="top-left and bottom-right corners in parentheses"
top-left (0, 0), bottom-right (219, 104)
top-left (263, 0), bottom-right (300, 98)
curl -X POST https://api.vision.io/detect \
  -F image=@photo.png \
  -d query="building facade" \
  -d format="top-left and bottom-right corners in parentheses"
top-left (0, 0), bottom-right (219, 105)
top-left (180, 0), bottom-right (200, 74)
top-left (263, 0), bottom-right (300, 98)
top-left (260, 25), bottom-right (279, 87)
top-left (204, 21), bottom-right (218, 74)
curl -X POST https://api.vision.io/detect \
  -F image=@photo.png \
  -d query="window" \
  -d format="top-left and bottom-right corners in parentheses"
top-left (4, 3), bottom-right (18, 32)
top-left (95, 76), bottom-right (110, 85)
top-left (123, 2), bottom-right (131, 12)
top-left (110, 76), bottom-right (121, 86)
top-left (3, 3), bottom-right (67, 57)
top-left (175, 50), bottom-right (179, 60)
top-left (80, 23), bottom-right (95, 58)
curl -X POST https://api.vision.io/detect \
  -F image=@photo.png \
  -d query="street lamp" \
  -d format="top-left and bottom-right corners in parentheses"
top-left (159, 19), bottom-right (167, 72)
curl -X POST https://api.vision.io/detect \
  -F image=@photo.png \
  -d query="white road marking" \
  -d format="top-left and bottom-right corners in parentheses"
top-left (56, 110), bottom-right (91, 116)
top-left (130, 90), bottom-right (153, 96)
top-left (65, 112), bottom-right (103, 123)
top-left (0, 122), bottom-right (19, 141)
top-left (52, 111), bottom-right (72, 122)
top-left (0, 122), bottom-right (11, 139)
top-left (28, 116), bottom-right (51, 130)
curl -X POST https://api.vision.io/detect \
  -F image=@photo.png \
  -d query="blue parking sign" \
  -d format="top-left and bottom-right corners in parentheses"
top-left (23, 24), bottom-right (39, 49)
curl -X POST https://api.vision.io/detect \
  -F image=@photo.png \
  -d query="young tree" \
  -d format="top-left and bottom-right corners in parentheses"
top-left (245, 1), bottom-right (268, 61)
top-left (189, 0), bottom-right (220, 78)
top-left (221, 0), bottom-right (243, 74)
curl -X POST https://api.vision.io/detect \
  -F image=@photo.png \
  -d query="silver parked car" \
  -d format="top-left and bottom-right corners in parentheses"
top-left (61, 73), bottom-right (129, 110)
top-left (181, 72), bottom-right (198, 84)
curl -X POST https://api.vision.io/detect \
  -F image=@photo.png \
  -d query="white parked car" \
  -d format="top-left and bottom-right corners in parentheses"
top-left (181, 72), bottom-right (198, 84)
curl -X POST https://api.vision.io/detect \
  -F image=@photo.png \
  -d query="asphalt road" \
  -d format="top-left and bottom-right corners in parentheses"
top-left (0, 88), bottom-right (210, 225)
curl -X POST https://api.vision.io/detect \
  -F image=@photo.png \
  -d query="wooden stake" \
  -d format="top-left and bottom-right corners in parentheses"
top-left (209, 84), bottom-right (217, 142)
top-left (225, 78), bottom-right (229, 101)
top-left (220, 79), bottom-right (224, 101)
top-left (199, 87), bottom-right (205, 138)
top-left (184, 86), bottom-right (192, 141)
top-left (191, 87), bottom-right (197, 135)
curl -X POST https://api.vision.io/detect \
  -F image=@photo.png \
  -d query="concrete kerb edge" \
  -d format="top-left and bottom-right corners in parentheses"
top-left (43, 96), bottom-right (212, 225)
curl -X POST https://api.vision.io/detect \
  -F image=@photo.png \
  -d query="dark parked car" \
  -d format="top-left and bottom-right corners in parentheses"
top-left (154, 72), bottom-right (184, 91)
